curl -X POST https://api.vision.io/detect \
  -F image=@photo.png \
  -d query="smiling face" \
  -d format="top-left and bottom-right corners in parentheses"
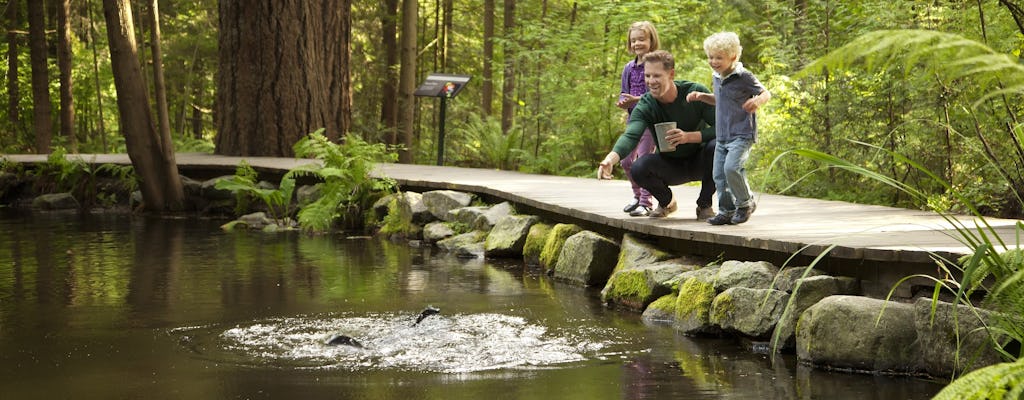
top-left (707, 50), bottom-right (738, 76)
top-left (629, 29), bottom-right (651, 58)
top-left (644, 60), bottom-right (675, 101)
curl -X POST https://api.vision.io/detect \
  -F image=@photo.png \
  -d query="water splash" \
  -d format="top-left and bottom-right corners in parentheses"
top-left (176, 312), bottom-right (626, 373)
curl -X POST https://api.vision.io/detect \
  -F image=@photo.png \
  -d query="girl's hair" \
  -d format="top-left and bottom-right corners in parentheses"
top-left (627, 21), bottom-right (660, 55)
top-left (703, 32), bottom-right (742, 59)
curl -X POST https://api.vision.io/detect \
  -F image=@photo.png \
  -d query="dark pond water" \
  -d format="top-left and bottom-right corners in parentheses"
top-left (0, 211), bottom-right (945, 399)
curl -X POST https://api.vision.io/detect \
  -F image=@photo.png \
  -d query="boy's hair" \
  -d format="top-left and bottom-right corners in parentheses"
top-left (642, 50), bottom-right (674, 71)
top-left (704, 32), bottom-right (742, 59)
top-left (627, 21), bottom-right (660, 55)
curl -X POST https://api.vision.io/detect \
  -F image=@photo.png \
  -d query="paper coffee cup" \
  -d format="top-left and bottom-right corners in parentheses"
top-left (654, 122), bottom-right (677, 152)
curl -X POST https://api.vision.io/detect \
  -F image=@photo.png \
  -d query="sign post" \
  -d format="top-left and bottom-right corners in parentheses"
top-left (414, 73), bottom-right (471, 166)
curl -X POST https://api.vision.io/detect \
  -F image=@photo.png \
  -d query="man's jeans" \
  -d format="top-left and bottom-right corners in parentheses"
top-left (713, 137), bottom-right (754, 214)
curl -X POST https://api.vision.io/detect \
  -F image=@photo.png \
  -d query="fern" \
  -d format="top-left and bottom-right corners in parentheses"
top-left (215, 160), bottom-right (297, 223)
top-left (290, 128), bottom-right (397, 232)
top-left (932, 358), bottom-right (1024, 400)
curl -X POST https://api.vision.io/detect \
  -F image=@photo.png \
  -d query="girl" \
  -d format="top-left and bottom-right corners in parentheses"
top-left (616, 21), bottom-right (659, 217)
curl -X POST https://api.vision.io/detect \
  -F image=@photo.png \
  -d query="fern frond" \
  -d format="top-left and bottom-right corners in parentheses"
top-left (932, 358), bottom-right (1024, 400)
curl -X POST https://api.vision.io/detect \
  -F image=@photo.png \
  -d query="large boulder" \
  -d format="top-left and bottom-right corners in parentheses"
top-left (641, 294), bottom-right (677, 325)
top-left (710, 287), bottom-right (789, 338)
top-left (448, 206), bottom-right (489, 227)
top-left (713, 260), bottom-right (778, 291)
top-left (31, 192), bottom-right (78, 210)
top-left (674, 273), bottom-right (721, 335)
top-left (914, 298), bottom-right (1005, 377)
top-left (796, 295), bottom-right (920, 373)
top-left (436, 230), bottom-right (488, 258)
top-left (539, 223), bottom-right (582, 273)
top-left (614, 234), bottom-right (677, 271)
top-left (484, 215), bottom-right (539, 258)
top-left (422, 221), bottom-right (456, 243)
top-left (771, 275), bottom-right (860, 351)
top-left (200, 175), bottom-right (236, 200)
top-left (421, 190), bottom-right (473, 221)
top-left (473, 201), bottom-right (514, 230)
top-left (552, 231), bottom-right (619, 287)
top-left (522, 223), bottom-right (552, 266)
top-left (772, 266), bottom-right (826, 292)
top-left (602, 260), bottom-right (696, 312)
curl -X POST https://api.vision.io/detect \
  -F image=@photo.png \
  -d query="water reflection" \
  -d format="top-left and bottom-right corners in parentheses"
top-left (0, 212), bottom-right (945, 399)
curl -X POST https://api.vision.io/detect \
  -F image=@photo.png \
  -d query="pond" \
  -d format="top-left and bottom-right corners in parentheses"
top-left (0, 211), bottom-right (945, 399)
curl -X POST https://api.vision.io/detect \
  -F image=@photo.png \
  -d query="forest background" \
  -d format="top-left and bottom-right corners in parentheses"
top-left (2, 0), bottom-right (1023, 218)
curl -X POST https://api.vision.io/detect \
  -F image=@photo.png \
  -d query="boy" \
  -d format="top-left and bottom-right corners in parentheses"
top-left (686, 32), bottom-right (770, 225)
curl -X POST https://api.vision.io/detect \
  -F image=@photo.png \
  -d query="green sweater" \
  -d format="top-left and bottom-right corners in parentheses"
top-left (612, 80), bottom-right (716, 159)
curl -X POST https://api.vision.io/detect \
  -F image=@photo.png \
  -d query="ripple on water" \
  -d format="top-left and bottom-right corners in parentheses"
top-left (173, 312), bottom-right (627, 373)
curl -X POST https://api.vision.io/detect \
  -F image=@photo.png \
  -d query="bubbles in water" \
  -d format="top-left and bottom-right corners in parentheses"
top-left (182, 312), bottom-right (625, 373)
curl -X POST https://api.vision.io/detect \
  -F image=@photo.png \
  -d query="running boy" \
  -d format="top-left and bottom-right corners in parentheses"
top-left (687, 32), bottom-right (771, 225)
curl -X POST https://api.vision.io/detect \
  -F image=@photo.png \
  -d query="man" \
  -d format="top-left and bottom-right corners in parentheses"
top-left (598, 50), bottom-right (717, 219)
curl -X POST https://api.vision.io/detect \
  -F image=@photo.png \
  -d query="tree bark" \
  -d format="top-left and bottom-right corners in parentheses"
top-left (380, 0), bottom-right (399, 145)
top-left (147, 0), bottom-right (171, 153)
top-left (338, 0), bottom-right (352, 138)
top-left (27, 0), bottom-right (53, 153)
top-left (481, 0), bottom-right (494, 116)
top-left (102, 0), bottom-right (184, 211)
top-left (5, 0), bottom-right (20, 142)
top-left (500, 0), bottom-right (516, 134)
top-left (58, 0), bottom-right (76, 152)
top-left (215, 0), bottom-right (349, 156)
top-left (87, 0), bottom-right (108, 150)
top-left (397, 0), bottom-right (417, 163)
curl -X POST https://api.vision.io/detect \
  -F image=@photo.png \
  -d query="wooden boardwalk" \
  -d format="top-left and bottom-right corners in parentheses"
top-left (5, 152), bottom-right (1021, 295)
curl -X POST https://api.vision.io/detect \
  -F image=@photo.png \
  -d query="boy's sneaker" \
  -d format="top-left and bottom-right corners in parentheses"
top-left (623, 198), bottom-right (640, 213)
top-left (731, 202), bottom-right (757, 224)
top-left (696, 206), bottom-right (715, 220)
top-left (648, 199), bottom-right (677, 218)
top-left (707, 213), bottom-right (733, 225)
top-left (629, 205), bottom-right (652, 217)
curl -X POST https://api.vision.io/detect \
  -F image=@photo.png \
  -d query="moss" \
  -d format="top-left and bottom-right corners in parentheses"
top-left (523, 223), bottom-right (552, 264)
top-left (378, 196), bottom-right (412, 235)
top-left (539, 223), bottom-right (582, 272)
top-left (675, 277), bottom-right (716, 323)
top-left (648, 294), bottom-right (677, 314)
top-left (709, 291), bottom-right (735, 325)
top-left (603, 269), bottom-right (651, 305)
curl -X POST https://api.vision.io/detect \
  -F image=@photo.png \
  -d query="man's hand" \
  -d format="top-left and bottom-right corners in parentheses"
top-left (597, 152), bottom-right (621, 179)
top-left (664, 129), bottom-right (701, 146)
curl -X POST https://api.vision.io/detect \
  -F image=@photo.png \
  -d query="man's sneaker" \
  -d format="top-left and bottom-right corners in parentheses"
top-left (629, 205), bottom-right (652, 217)
top-left (696, 206), bottom-right (715, 220)
top-left (731, 202), bottom-right (757, 224)
top-left (707, 213), bottom-right (733, 225)
top-left (623, 198), bottom-right (640, 213)
top-left (648, 199), bottom-right (677, 218)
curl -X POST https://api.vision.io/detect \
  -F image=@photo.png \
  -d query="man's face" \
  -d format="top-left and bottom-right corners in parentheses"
top-left (644, 62), bottom-right (675, 100)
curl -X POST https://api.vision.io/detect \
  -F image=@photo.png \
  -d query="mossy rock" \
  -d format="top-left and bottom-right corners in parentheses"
top-left (613, 233), bottom-right (676, 274)
top-left (484, 215), bottom-right (539, 258)
top-left (552, 230), bottom-right (620, 287)
top-left (601, 260), bottom-right (694, 312)
top-left (641, 294), bottom-right (677, 325)
top-left (522, 223), bottom-right (552, 266)
top-left (709, 287), bottom-right (788, 338)
top-left (674, 276), bottom-right (720, 335)
top-left (539, 223), bottom-right (582, 273)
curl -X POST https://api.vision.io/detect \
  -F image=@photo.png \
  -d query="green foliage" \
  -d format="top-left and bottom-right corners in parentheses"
top-left (215, 160), bottom-right (296, 223)
top-left (932, 358), bottom-right (1024, 400)
top-left (25, 148), bottom-right (137, 209)
top-left (289, 128), bottom-right (398, 232)
top-left (378, 196), bottom-right (411, 236)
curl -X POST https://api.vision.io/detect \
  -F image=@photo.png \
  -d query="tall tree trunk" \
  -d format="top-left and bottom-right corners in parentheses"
top-left (5, 0), bottom-right (20, 142)
top-left (27, 0), bottom-right (53, 153)
top-left (215, 1), bottom-right (348, 156)
top-left (102, 0), bottom-right (184, 211)
top-left (87, 0), bottom-right (108, 150)
top-left (481, 0), bottom-right (494, 116)
top-left (380, 0), bottom-right (399, 145)
top-left (397, 0), bottom-right (417, 163)
top-left (147, 0), bottom-right (171, 153)
top-left (500, 0), bottom-right (515, 134)
top-left (57, 0), bottom-right (76, 152)
top-left (338, 0), bottom-right (352, 138)
top-left (442, 0), bottom-right (452, 71)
